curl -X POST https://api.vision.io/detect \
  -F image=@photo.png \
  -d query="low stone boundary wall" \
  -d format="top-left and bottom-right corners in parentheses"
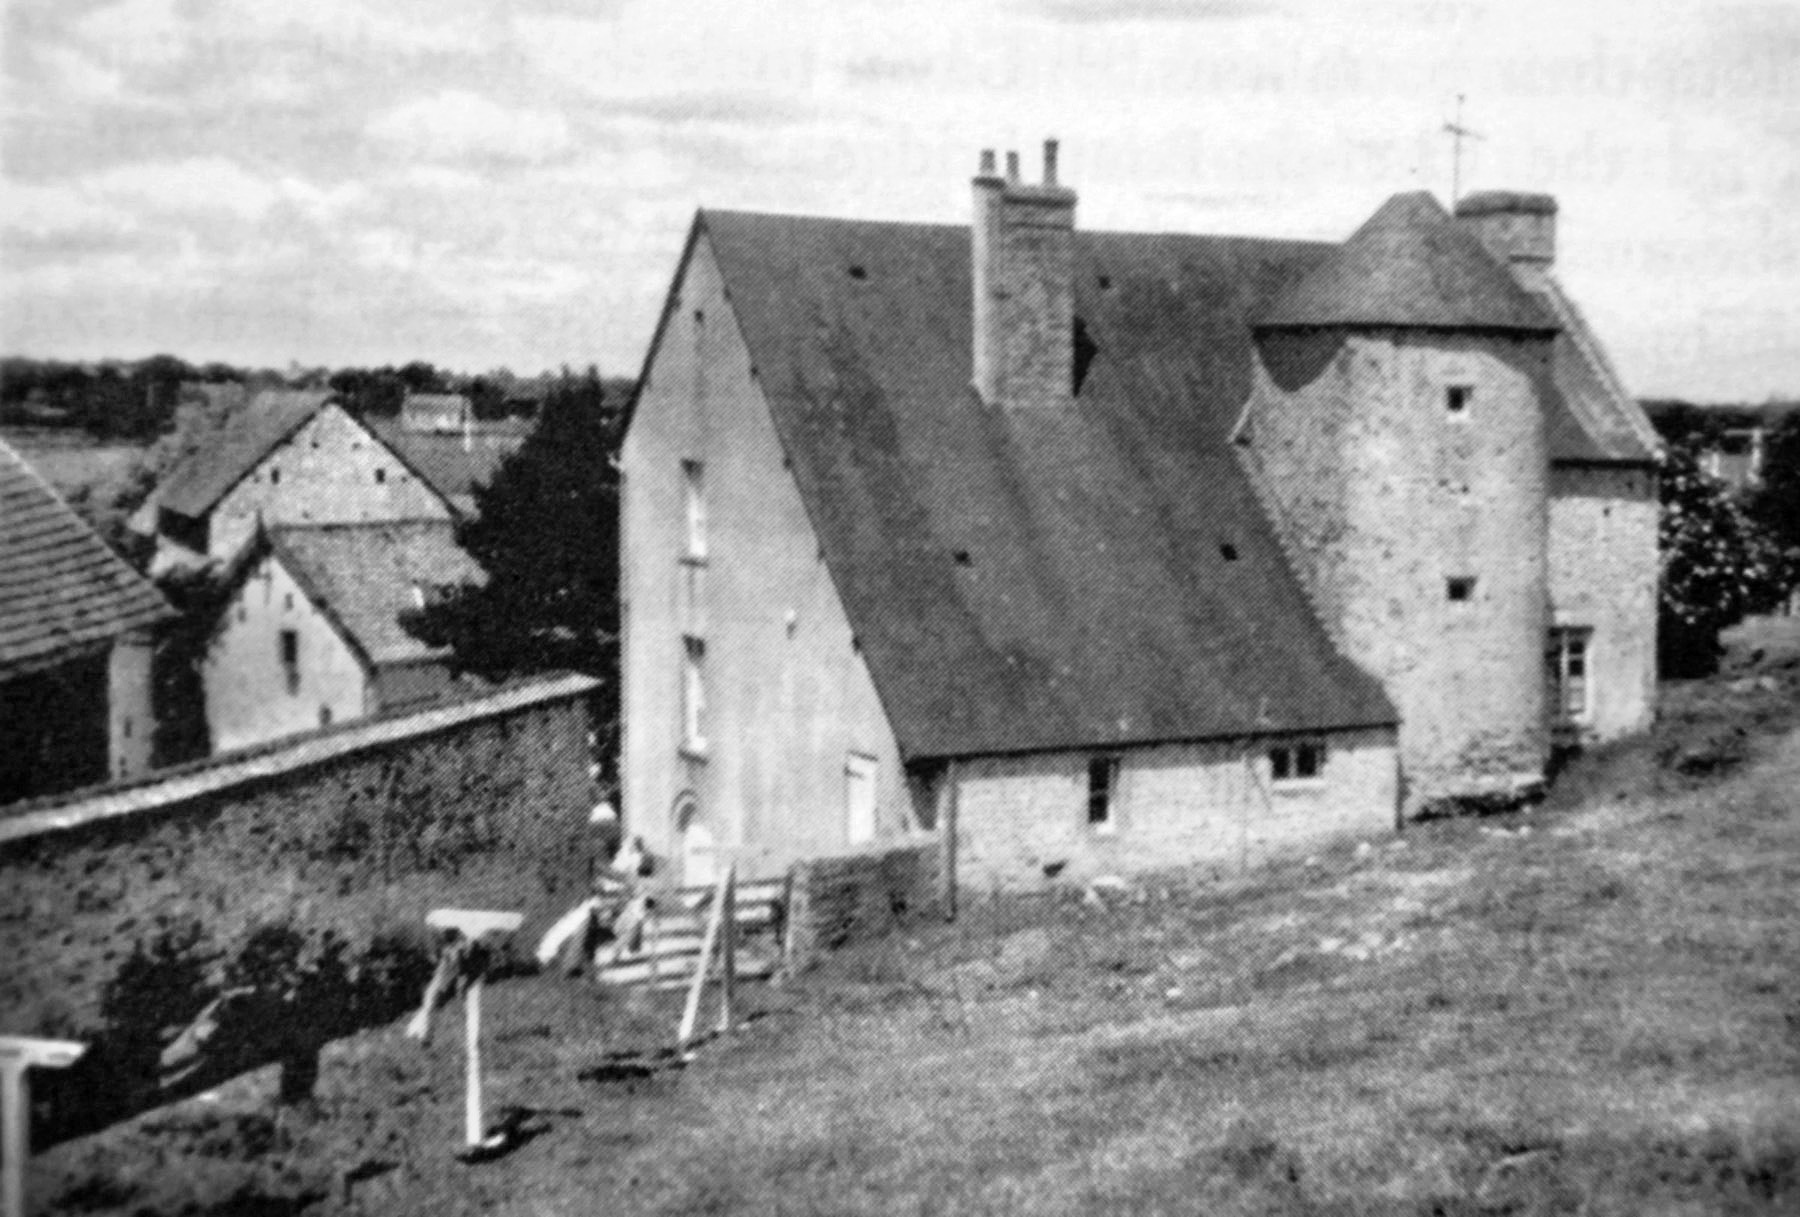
top-left (2, 673), bottom-right (601, 1048)
top-left (785, 836), bottom-right (948, 968)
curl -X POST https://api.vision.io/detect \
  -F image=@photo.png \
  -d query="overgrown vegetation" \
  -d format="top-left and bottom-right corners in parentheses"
top-left (1657, 438), bottom-right (1792, 676)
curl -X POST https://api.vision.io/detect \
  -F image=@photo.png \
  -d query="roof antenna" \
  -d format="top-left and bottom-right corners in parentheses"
top-left (1441, 93), bottom-right (1483, 206)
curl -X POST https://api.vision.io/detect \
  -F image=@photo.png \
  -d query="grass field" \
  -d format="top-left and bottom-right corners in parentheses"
top-left (0, 427), bottom-right (145, 494)
top-left (32, 629), bottom-right (1800, 1215)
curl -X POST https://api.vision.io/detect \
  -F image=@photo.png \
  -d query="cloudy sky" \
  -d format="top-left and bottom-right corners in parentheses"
top-left (2, 0), bottom-right (1795, 399)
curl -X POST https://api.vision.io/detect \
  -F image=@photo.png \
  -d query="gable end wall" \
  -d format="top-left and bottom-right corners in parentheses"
top-left (210, 406), bottom-right (452, 561)
top-left (622, 232), bottom-right (919, 882)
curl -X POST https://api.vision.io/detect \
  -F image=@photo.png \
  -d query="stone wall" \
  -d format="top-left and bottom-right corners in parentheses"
top-left (205, 546), bottom-right (370, 753)
top-left (952, 729), bottom-right (1398, 891)
top-left (1, 674), bottom-right (600, 1035)
top-left (785, 837), bottom-right (948, 966)
top-left (209, 404), bottom-right (452, 562)
top-left (1549, 465), bottom-right (1659, 741)
top-left (1246, 328), bottom-right (1553, 808)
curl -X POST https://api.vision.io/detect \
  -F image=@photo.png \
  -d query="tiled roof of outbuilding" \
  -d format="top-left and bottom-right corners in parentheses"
top-left (1258, 192), bottom-right (1559, 333)
top-left (0, 439), bottom-right (172, 679)
top-left (156, 389), bottom-right (331, 519)
top-left (268, 522), bottom-right (485, 668)
top-left (697, 211), bottom-right (1398, 760)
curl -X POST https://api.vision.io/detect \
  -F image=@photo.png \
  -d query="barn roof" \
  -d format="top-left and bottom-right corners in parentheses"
top-left (696, 210), bottom-right (1397, 760)
top-left (266, 522), bottom-right (484, 669)
top-left (155, 389), bottom-right (332, 519)
top-left (1258, 192), bottom-right (1559, 333)
top-left (0, 439), bottom-right (172, 679)
top-left (364, 417), bottom-right (530, 515)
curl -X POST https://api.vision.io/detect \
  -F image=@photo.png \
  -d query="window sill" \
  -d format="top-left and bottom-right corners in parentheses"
top-left (679, 553), bottom-right (709, 568)
top-left (1270, 778), bottom-right (1327, 795)
top-left (679, 743), bottom-right (710, 763)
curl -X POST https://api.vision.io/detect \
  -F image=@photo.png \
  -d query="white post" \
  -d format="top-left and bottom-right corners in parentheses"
top-left (421, 909), bottom-right (521, 1158)
top-left (1, 1037), bottom-right (86, 1217)
top-left (463, 975), bottom-right (483, 1151)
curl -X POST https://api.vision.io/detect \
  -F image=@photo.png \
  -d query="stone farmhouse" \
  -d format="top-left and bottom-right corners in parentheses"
top-left (205, 521), bottom-right (483, 753)
top-left (148, 389), bottom-right (455, 575)
top-left (1, 439), bottom-right (172, 802)
top-left (620, 142), bottom-right (1660, 890)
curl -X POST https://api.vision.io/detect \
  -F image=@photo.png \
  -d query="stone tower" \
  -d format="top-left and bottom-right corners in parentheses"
top-left (971, 140), bottom-right (1077, 411)
top-left (1242, 192), bottom-right (1561, 810)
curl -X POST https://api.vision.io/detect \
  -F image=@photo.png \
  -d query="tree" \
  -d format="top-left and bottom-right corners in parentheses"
top-left (1747, 408), bottom-right (1800, 561)
top-left (1658, 439), bottom-right (1790, 676)
top-left (407, 367), bottom-right (620, 683)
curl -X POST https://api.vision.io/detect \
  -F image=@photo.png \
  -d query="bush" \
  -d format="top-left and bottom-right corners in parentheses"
top-left (1659, 442), bottom-right (1790, 677)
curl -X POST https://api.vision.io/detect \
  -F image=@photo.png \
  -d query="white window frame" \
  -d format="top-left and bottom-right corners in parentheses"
top-left (1547, 626), bottom-right (1592, 725)
top-left (681, 635), bottom-right (707, 755)
top-left (1269, 740), bottom-right (1327, 790)
top-left (682, 459), bottom-right (707, 562)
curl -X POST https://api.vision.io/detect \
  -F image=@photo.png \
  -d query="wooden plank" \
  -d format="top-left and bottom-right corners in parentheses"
top-left (677, 865), bottom-right (734, 1051)
top-left (719, 866), bottom-right (736, 1034)
top-left (595, 953), bottom-right (777, 988)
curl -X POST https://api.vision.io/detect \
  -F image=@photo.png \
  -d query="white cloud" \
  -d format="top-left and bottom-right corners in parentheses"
top-left (90, 158), bottom-right (282, 220)
top-left (72, 0), bottom-right (191, 69)
top-left (367, 90), bottom-right (574, 164)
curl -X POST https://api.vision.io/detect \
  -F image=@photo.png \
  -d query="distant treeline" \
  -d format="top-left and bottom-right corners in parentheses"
top-left (1, 355), bottom-right (635, 442)
top-left (1640, 397), bottom-right (1800, 446)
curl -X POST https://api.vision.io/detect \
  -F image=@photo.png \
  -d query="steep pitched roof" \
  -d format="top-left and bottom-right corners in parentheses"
top-left (364, 417), bottom-right (529, 514)
top-left (1258, 192), bottom-right (1559, 333)
top-left (1520, 274), bottom-right (1659, 464)
top-left (156, 389), bottom-right (332, 519)
top-left (696, 211), bottom-right (1397, 760)
top-left (267, 522), bottom-right (485, 669)
top-left (0, 439), bottom-right (172, 679)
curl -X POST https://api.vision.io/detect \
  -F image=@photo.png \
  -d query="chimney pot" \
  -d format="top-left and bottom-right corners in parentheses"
top-left (1005, 150), bottom-right (1020, 182)
top-left (1043, 138), bottom-right (1059, 187)
top-left (979, 148), bottom-right (997, 176)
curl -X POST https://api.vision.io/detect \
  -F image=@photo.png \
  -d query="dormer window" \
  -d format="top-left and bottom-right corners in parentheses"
top-left (1446, 385), bottom-right (1473, 417)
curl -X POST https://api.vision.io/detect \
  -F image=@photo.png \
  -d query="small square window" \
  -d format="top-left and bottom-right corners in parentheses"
top-left (1087, 757), bottom-right (1119, 832)
top-left (1270, 741), bottom-right (1326, 785)
top-left (1447, 576), bottom-right (1477, 603)
top-left (1446, 385), bottom-right (1472, 416)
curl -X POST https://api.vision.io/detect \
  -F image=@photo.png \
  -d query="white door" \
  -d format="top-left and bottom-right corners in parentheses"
top-left (846, 754), bottom-right (878, 845)
top-left (681, 819), bottom-right (717, 889)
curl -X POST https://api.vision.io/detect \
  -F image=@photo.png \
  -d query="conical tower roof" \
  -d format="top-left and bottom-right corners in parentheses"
top-left (1258, 191), bottom-right (1557, 332)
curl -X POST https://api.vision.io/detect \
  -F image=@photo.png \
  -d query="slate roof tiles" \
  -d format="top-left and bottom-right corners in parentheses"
top-left (1, 439), bottom-right (172, 678)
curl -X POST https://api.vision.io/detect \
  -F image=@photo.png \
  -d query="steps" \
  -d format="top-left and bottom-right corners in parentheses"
top-left (592, 876), bottom-right (788, 990)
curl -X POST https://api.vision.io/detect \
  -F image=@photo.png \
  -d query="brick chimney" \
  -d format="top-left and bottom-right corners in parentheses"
top-left (1454, 190), bottom-right (1557, 271)
top-left (971, 139), bottom-right (1077, 409)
